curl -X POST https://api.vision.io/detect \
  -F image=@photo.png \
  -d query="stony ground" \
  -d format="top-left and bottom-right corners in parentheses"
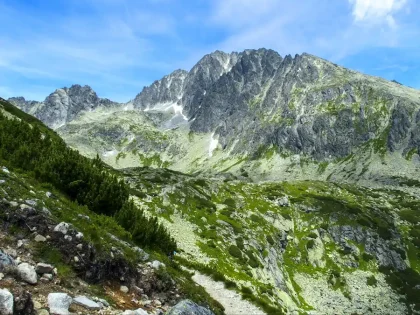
top-left (0, 166), bottom-right (217, 315)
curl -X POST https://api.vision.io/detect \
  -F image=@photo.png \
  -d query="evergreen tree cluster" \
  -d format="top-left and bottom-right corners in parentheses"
top-left (0, 107), bottom-right (176, 254)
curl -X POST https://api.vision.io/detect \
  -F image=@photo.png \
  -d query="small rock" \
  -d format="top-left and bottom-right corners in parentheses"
top-left (20, 204), bottom-right (33, 211)
top-left (25, 200), bottom-right (37, 206)
top-left (72, 296), bottom-right (101, 310)
top-left (0, 273), bottom-right (4, 280)
top-left (34, 235), bottom-right (47, 243)
top-left (48, 293), bottom-right (72, 315)
top-left (17, 263), bottom-right (37, 284)
top-left (0, 288), bottom-right (13, 315)
top-left (42, 273), bottom-right (53, 281)
top-left (46, 192), bottom-right (52, 198)
top-left (76, 244), bottom-right (83, 250)
top-left (36, 263), bottom-right (54, 274)
top-left (9, 201), bottom-right (18, 207)
top-left (33, 301), bottom-right (42, 310)
top-left (120, 286), bottom-right (129, 294)
top-left (64, 235), bottom-right (72, 242)
top-left (151, 260), bottom-right (165, 270)
top-left (73, 256), bottom-right (79, 263)
top-left (53, 222), bottom-right (70, 235)
top-left (77, 214), bottom-right (90, 221)
top-left (17, 240), bottom-right (24, 248)
top-left (75, 232), bottom-right (83, 239)
top-left (52, 268), bottom-right (58, 276)
top-left (154, 300), bottom-right (162, 307)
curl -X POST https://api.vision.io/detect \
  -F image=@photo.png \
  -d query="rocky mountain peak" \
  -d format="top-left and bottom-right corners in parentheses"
top-left (9, 84), bottom-right (119, 129)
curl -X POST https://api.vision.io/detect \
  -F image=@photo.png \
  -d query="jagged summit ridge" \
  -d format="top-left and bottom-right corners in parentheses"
top-left (6, 48), bottom-right (420, 186)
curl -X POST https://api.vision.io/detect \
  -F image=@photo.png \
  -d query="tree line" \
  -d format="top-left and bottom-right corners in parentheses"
top-left (0, 107), bottom-right (176, 254)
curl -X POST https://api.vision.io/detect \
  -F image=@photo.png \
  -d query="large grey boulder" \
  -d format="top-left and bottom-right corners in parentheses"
top-left (48, 293), bottom-right (72, 315)
top-left (17, 263), bottom-right (37, 284)
top-left (72, 296), bottom-right (101, 310)
top-left (0, 289), bottom-right (13, 315)
top-left (166, 300), bottom-right (214, 315)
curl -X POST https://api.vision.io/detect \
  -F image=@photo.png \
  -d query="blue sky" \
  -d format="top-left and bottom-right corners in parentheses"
top-left (0, 0), bottom-right (419, 102)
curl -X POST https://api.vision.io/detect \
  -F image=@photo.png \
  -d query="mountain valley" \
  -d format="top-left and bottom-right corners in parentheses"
top-left (2, 48), bottom-right (420, 314)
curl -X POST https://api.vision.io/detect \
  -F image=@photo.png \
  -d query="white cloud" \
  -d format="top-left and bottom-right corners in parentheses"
top-left (349, 0), bottom-right (407, 26)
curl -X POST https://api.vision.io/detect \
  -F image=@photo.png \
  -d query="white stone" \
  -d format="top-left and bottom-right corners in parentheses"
top-left (151, 260), bottom-right (165, 270)
top-left (64, 235), bottom-right (72, 242)
top-left (46, 192), bottom-right (52, 198)
top-left (17, 240), bottom-right (23, 248)
top-left (54, 222), bottom-right (70, 235)
top-left (76, 244), bottom-right (83, 250)
top-left (48, 293), bottom-right (72, 315)
top-left (0, 288), bottom-right (13, 315)
top-left (75, 232), bottom-right (83, 239)
top-left (20, 204), bottom-right (33, 211)
top-left (17, 262), bottom-right (38, 284)
top-left (0, 273), bottom-right (4, 280)
top-left (35, 234), bottom-right (47, 242)
top-left (120, 286), bottom-right (129, 294)
top-left (9, 201), bottom-right (18, 207)
top-left (74, 256), bottom-right (79, 263)
top-left (72, 296), bottom-right (101, 310)
top-left (121, 309), bottom-right (149, 315)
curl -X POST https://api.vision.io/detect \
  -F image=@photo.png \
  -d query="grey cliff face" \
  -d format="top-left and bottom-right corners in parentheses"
top-left (133, 48), bottom-right (420, 161)
top-left (9, 85), bottom-right (118, 129)
top-left (133, 70), bottom-right (188, 110)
